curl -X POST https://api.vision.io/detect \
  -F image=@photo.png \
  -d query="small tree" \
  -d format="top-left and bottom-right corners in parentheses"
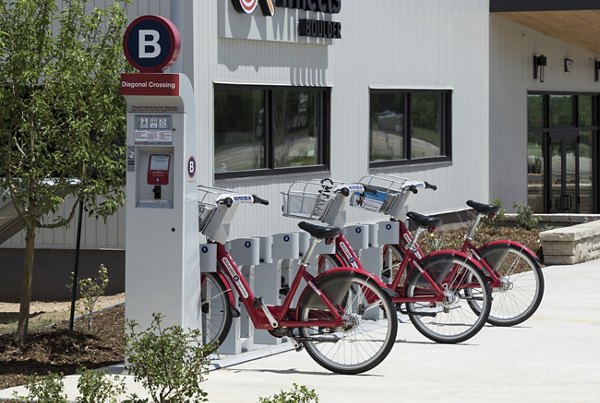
top-left (67, 264), bottom-right (110, 333)
top-left (0, 0), bottom-right (129, 343)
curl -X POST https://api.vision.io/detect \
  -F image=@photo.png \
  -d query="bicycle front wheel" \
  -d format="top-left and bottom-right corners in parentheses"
top-left (478, 243), bottom-right (544, 326)
top-left (200, 272), bottom-right (232, 347)
top-left (297, 272), bottom-right (398, 375)
top-left (405, 253), bottom-right (492, 344)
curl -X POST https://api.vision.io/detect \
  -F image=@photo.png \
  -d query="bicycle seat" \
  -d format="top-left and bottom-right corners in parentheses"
top-left (466, 200), bottom-right (500, 214)
top-left (298, 221), bottom-right (341, 239)
top-left (406, 211), bottom-right (442, 229)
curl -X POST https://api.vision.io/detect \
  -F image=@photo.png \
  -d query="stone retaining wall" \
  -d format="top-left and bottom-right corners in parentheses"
top-left (539, 220), bottom-right (600, 265)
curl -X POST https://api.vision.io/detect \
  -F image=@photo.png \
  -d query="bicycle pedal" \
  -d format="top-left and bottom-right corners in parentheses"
top-left (279, 286), bottom-right (290, 296)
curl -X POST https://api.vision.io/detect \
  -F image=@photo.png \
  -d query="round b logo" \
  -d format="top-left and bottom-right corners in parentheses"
top-left (123, 15), bottom-right (181, 72)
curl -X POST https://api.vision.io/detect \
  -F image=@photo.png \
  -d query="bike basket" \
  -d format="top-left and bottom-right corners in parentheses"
top-left (281, 180), bottom-right (336, 222)
top-left (355, 174), bottom-right (417, 218)
top-left (197, 185), bottom-right (238, 243)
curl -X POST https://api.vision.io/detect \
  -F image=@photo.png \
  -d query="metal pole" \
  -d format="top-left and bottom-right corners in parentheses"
top-left (68, 199), bottom-right (84, 332)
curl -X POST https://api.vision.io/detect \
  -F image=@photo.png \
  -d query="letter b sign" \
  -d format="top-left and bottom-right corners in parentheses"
top-left (123, 15), bottom-right (181, 73)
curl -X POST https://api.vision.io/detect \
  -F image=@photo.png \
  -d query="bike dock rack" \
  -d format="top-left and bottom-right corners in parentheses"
top-left (342, 222), bottom-right (399, 278)
top-left (200, 230), bottom-right (337, 355)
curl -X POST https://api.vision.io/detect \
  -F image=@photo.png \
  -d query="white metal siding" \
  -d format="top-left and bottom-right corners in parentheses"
top-left (489, 15), bottom-right (600, 211)
top-left (197, 0), bottom-right (490, 239)
top-left (4, 0), bottom-right (491, 248)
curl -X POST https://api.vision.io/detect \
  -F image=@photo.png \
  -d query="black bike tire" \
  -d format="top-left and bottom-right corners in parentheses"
top-left (297, 271), bottom-right (398, 375)
top-left (478, 243), bottom-right (545, 326)
top-left (402, 249), bottom-right (492, 344)
top-left (200, 272), bottom-right (233, 347)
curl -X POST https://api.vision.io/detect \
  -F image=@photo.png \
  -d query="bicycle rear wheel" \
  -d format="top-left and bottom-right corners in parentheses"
top-left (297, 272), bottom-right (398, 375)
top-left (200, 272), bottom-right (232, 347)
top-left (403, 252), bottom-right (492, 344)
top-left (477, 243), bottom-right (544, 326)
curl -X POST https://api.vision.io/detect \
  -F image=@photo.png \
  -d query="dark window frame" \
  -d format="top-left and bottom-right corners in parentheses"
top-left (368, 89), bottom-right (452, 168)
top-left (214, 84), bottom-right (331, 179)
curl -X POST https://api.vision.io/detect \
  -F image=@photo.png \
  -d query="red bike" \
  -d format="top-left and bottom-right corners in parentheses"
top-left (198, 186), bottom-right (397, 375)
top-left (458, 200), bottom-right (544, 326)
top-left (358, 174), bottom-right (544, 327)
top-left (282, 179), bottom-right (492, 344)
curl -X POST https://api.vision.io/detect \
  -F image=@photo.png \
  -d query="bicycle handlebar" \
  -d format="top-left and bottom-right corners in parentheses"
top-left (424, 181), bottom-right (437, 191)
top-left (252, 194), bottom-right (270, 206)
top-left (216, 193), bottom-right (269, 207)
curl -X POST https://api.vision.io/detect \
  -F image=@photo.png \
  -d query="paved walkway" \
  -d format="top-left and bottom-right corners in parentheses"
top-left (1, 260), bottom-right (599, 402)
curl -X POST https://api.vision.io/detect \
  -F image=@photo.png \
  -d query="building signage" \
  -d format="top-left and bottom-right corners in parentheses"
top-left (231, 0), bottom-right (342, 39)
top-left (120, 73), bottom-right (180, 96)
top-left (123, 15), bottom-right (181, 73)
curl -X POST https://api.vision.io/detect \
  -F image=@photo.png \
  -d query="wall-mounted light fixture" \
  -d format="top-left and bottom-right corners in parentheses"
top-left (533, 54), bottom-right (547, 82)
top-left (564, 58), bottom-right (574, 72)
top-left (595, 60), bottom-right (600, 82)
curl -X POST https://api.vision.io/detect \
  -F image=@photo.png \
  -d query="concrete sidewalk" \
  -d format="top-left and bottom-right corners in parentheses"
top-left (2, 260), bottom-right (599, 402)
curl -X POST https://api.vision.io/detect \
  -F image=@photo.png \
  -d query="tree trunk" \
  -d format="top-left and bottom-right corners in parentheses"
top-left (14, 225), bottom-right (36, 344)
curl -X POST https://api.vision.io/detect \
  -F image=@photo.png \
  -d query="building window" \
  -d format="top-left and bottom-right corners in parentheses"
top-left (214, 85), bottom-right (330, 178)
top-left (369, 90), bottom-right (451, 167)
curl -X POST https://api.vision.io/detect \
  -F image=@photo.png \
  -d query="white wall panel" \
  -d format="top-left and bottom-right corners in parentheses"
top-left (489, 15), bottom-right (600, 210)
top-left (197, 0), bottom-right (490, 239)
top-left (5, 0), bottom-right (490, 249)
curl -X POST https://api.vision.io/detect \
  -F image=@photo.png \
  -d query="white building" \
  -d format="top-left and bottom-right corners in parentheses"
top-left (1, 0), bottom-right (598, 299)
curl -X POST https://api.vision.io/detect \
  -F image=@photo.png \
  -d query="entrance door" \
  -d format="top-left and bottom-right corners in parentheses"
top-left (549, 132), bottom-right (578, 213)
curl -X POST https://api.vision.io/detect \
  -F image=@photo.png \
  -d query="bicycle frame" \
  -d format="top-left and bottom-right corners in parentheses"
top-left (213, 241), bottom-right (347, 330)
top-left (323, 230), bottom-right (450, 304)
top-left (460, 228), bottom-right (541, 290)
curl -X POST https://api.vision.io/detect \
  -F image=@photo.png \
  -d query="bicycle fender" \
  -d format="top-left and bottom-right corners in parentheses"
top-left (424, 249), bottom-right (485, 269)
top-left (295, 268), bottom-right (394, 321)
top-left (314, 266), bottom-right (390, 290)
top-left (479, 240), bottom-right (541, 264)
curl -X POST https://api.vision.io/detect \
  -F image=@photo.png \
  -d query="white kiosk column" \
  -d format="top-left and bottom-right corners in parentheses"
top-left (122, 72), bottom-right (200, 331)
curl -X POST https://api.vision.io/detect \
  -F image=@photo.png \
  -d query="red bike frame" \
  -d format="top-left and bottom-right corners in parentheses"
top-left (213, 241), bottom-right (386, 330)
top-left (322, 222), bottom-right (483, 304)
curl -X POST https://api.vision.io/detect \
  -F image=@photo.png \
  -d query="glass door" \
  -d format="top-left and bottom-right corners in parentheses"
top-left (548, 132), bottom-right (579, 213)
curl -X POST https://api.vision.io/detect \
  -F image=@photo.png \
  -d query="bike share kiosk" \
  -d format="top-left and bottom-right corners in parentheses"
top-left (121, 16), bottom-right (201, 331)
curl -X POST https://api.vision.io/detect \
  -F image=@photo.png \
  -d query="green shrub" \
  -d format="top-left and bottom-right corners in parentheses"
top-left (259, 383), bottom-right (319, 403)
top-left (77, 367), bottom-right (126, 403)
top-left (124, 313), bottom-right (213, 402)
top-left (13, 372), bottom-right (67, 402)
top-left (513, 202), bottom-right (540, 230)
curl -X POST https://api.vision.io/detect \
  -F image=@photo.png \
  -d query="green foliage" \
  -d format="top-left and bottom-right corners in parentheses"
top-left (13, 372), bottom-right (68, 402)
top-left (125, 313), bottom-right (213, 403)
top-left (259, 383), bottom-right (319, 403)
top-left (0, 0), bottom-right (129, 224)
top-left (424, 230), bottom-right (446, 251)
top-left (0, 0), bottom-right (130, 343)
top-left (480, 199), bottom-right (505, 232)
top-left (77, 368), bottom-right (126, 403)
top-left (513, 202), bottom-right (540, 230)
top-left (67, 264), bottom-right (110, 333)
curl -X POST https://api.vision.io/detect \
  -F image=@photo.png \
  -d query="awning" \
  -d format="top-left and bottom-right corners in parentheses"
top-left (490, 0), bottom-right (600, 54)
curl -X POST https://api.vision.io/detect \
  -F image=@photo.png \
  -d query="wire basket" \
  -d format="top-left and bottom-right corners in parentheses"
top-left (197, 185), bottom-right (237, 243)
top-left (353, 174), bottom-right (416, 217)
top-left (281, 179), bottom-right (336, 222)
